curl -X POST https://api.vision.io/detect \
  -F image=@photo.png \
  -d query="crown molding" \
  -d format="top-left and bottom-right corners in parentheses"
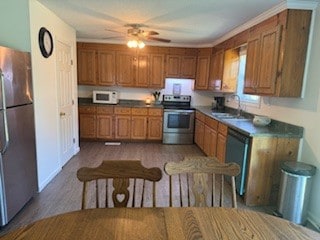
top-left (212, 0), bottom-right (319, 46)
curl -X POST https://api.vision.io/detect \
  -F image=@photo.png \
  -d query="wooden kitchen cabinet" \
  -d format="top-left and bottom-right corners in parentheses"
top-left (194, 111), bottom-right (205, 150)
top-left (203, 116), bottom-right (218, 157)
top-left (195, 55), bottom-right (211, 90)
top-left (147, 108), bottom-right (163, 140)
top-left (77, 49), bottom-right (96, 85)
top-left (116, 51), bottom-right (136, 87)
top-left (244, 25), bottom-right (281, 95)
top-left (244, 9), bottom-right (312, 97)
top-left (166, 55), bottom-right (197, 79)
top-left (77, 47), bottom-right (116, 86)
top-left (195, 111), bottom-right (225, 161)
top-left (97, 50), bottom-right (116, 86)
top-left (208, 49), bottom-right (224, 90)
top-left (135, 54), bottom-right (149, 87)
top-left (216, 123), bottom-right (228, 163)
top-left (96, 106), bottom-right (114, 139)
top-left (114, 107), bottom-right (132, 140)
top-left (221, 48), bottom-right (239, 92)
top-left (149, 54), bottom-right (165, 88)
top-left (131, 108), bottom-right (163, 141)
top-left (245, 137), bottom-right (300, 206)
top-left (131, 108), bottom-right (148, 140)
top-left (79, 106), bottom-right (96, 139)
top-left (180, 56), bottom-right (197, 78)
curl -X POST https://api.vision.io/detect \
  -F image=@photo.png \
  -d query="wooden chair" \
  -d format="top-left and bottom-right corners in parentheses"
top-left (77, 160), bottom-right (162, 209)
top-left (164, 156), bottom-right (240, 208)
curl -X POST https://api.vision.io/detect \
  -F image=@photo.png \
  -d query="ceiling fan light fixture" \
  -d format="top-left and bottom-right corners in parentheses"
top-left (138, 40), bottom-right (145, 49)
top-left (127, 39), bottom-right (145, 49)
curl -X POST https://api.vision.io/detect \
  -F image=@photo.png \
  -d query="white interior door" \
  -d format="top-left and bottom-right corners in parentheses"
top-left (56, 40), bottom-right (74, 167)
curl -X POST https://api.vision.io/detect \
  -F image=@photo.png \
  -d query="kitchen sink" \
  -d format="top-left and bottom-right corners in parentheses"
top-left (211, 112), bottom-right (248, 120)
top-left (223, 118), bottom-right (252, 123)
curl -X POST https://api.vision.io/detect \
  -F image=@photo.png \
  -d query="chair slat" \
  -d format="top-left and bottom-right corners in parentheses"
top-left (220, 175), bottom-right (224, 207)
top-left (105, 179), bottom-right (108, 208)
top-left (141, 179), bottom-right (145, 207)
top-left (95, 180), bottom-right (99, 208)
top-left (169, 175), bottom-right (173, 207)
top-left (187, 174), bottom-right (190, 207)
top-left (179, 174), bottom-right (183, 207)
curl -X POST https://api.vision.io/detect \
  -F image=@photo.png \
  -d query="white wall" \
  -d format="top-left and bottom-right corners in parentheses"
top-left (78, 78), bottom-right (213, 106)
top-left (29, 0), bottom-right (78, 191)
top-left (0, 0), bottom-right (31, 51)
top-left (225, 5), bottom-right (320, 228)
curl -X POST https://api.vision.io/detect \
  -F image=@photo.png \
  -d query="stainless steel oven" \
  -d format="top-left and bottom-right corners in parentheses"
top-left (162, 95), bottom-right (195, 144)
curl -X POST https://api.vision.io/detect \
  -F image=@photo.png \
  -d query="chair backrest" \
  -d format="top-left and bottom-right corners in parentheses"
top-left (77, 160), bottom-right (162, 209)
top-left (164, 156), bottom-right (240, 208)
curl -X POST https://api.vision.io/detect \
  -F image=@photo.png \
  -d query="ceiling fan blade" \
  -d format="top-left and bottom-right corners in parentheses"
top-left (146, 36), bottom-right (171, 43)
top-left (105, 28), bottom-right (125, 35)
top-left (142, 30), bottom-right (159, 36)
top-left (102, 36), bottom-right (124, 40)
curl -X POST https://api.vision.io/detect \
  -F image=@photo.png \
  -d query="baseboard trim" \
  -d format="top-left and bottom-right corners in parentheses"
top-left (37, 167), bottom-right (61, 192)
top-left (308, 212), bottom-right (320, 232)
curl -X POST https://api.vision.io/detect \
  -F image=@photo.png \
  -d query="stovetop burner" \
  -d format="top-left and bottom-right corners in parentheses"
top-left (162, 95), bottom-right (192, 109)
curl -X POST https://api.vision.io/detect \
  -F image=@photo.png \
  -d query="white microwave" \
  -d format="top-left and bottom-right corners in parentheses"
top-left (92, 90), bottom-right (118, 104)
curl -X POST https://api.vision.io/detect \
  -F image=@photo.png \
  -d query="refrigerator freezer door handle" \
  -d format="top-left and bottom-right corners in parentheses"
top-left (0, 70), bottom-right (9, 154)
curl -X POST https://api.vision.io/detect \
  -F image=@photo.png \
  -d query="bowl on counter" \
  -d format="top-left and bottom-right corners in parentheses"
top-left (253, 115), bottom-right (271, 127)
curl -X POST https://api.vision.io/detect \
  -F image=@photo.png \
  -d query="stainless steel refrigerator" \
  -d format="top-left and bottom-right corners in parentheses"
top-left (0, 46), bottom-right (38, 226)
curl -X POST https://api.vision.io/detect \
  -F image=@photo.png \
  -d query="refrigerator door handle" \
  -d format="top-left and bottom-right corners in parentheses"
top-left (0, 70), bottom-right (9, 154)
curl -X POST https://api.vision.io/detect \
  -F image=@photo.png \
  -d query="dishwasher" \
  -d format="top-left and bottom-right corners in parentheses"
top-left (225, 128), bottom-right (251, 196)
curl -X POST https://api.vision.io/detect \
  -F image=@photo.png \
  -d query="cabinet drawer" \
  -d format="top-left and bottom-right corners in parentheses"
top-left (79, 106), bottom-right (96, 114)
top-left (148, 108), bottom-right (163, 116)
top-left (132, 108), bottom-right (148, 116)
top-left (96, 106), bottom-right (114, 115)
top-left (218, 123), bottom-right (228, 135)
top-left (114, 107), bottom-right (131, 115)
top-left (205, 116), bottom-right (218, 130)
top-left (195, 111), bottom-right (205, 122)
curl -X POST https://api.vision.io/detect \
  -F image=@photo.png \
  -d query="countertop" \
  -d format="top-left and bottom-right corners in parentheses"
top-left (78, 98), bottom-right (163, 108)
top-left (78, 98), bottom-right (303, 138)
top-left (196, 106), bottom-right (304, 138)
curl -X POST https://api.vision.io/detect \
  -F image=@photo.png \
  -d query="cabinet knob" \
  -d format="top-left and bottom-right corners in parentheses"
top-left (60, 112), bottom-right (66, 116)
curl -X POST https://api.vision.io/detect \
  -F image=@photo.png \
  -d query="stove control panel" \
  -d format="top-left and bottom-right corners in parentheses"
top-left (163, 95), bottom-right (191, 103)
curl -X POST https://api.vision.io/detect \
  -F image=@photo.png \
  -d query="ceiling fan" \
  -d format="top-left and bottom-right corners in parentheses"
top-left (106, 24), bottom-right (171, 48)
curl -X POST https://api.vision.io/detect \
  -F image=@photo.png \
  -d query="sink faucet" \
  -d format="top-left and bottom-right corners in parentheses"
top-left (230, 94), bottom-right (241, 117)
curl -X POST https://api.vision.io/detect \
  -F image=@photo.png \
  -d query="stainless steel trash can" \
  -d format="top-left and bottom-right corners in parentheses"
top-left (277, 161), bottom-right (316, 225)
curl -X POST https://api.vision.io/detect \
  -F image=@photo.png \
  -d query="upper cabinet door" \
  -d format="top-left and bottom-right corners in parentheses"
top-left (135, 54), bottom-right (150, 88)
top-left (195, 56), bottom-right (210, 90)
top-left (116, 52), bottom-right (135, 87)
top-left (244, 26), bottom-right (281, 95)
top-left (208, 50), bottom-right (224, 90)
top-left (256, 26), bottom-right (281, 95)
top-left (166, 55), bottom-right (180, 78)
top-left (98, 50), bottom-right (116, 86)
top-left (77, 49), bottom-right (97, 85)
top-left (149, 54), bottom-right (165, 89)
top-left (244, 36), bottom-right (260, 94)
top-left (221, 49), bottom-right (239, 92)
top-left (180, 56), bottom-right (197, 79)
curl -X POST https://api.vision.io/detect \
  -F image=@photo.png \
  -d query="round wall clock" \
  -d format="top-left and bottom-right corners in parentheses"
top-left (38, 27), bottom-right (53, 58)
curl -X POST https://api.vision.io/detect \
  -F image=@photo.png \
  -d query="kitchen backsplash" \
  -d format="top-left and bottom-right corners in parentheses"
top-left (78, 78), bottom-right (214, 106)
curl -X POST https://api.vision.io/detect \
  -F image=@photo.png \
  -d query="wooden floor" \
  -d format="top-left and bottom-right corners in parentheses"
top-left (0, 141), bottom-right (277, 236)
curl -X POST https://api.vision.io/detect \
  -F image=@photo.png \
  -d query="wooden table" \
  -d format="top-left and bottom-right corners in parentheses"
top-left (1, 208), bottom-right (319, 240)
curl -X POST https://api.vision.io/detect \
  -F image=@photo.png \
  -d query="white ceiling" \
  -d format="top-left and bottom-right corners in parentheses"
top-left (38, 0), bottom-right (286, 47)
